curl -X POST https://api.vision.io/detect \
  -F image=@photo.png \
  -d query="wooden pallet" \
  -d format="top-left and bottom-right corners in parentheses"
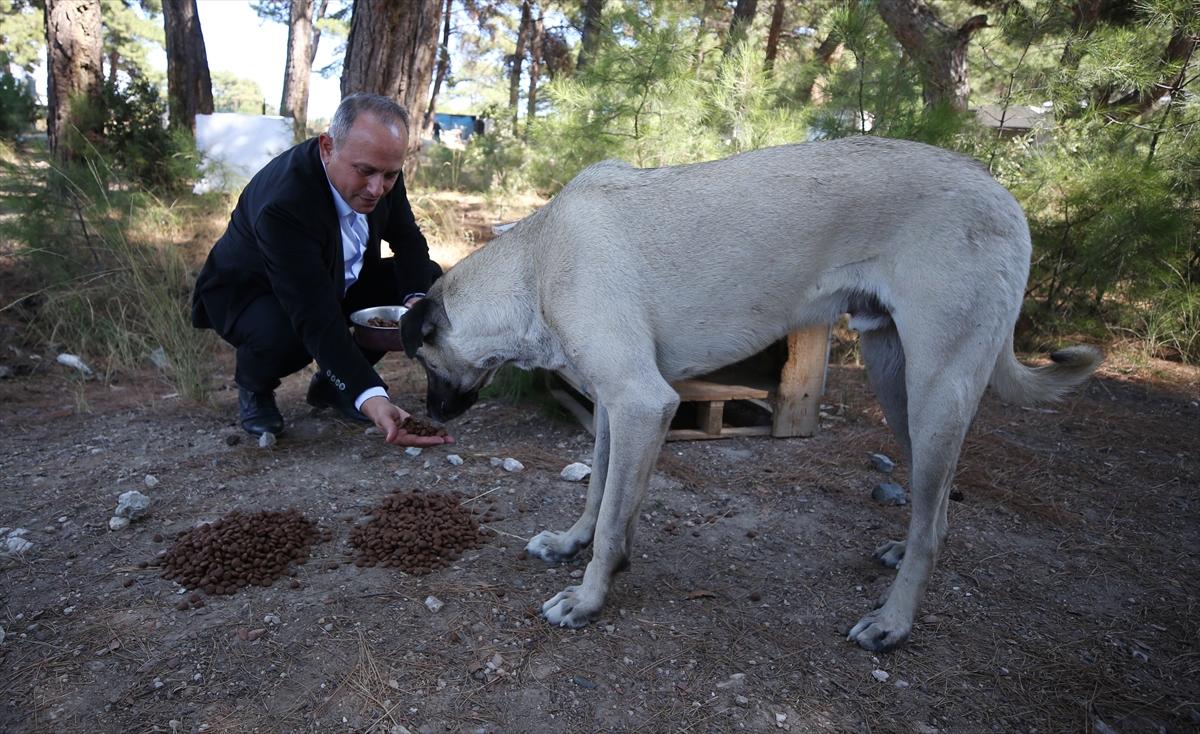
top-left (551, 326), bottom-right (830, 441)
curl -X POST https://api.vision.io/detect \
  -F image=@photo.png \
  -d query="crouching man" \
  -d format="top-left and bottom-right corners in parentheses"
top-left (191, 93), bottom-right (450, 447)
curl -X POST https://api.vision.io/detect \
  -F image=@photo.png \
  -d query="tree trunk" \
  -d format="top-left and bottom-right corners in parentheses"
top-left (763, 0), bottom-right (786, 73)
top-left (724, 0), bottom-right (758, 54)
top-left (876, 0), bottom-right (987, 112)
top-left (44, 0), bottom-right (103, 163)
top-left (525, 11), bottom-right (544, 137)
top-left (281, 0), bottom-right (315, 142)
top-left (509, 0), bottom-right (532, 135)
top-left (341, 0), bottom-right (442, 155)
top-left (424, 0), bottom-right (454, 135)
top-left (577, 0), bottom-right (602, 69)
top-left (162, 0), bottom-right (213, 133)
top-left (1109, 26), bottom-right (1196, 118)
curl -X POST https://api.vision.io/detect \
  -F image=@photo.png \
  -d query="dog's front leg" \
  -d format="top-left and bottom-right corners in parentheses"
top-left (526, 401), bottom-right (612, 562)
top-left (542, 386), bottom-right (679, 628)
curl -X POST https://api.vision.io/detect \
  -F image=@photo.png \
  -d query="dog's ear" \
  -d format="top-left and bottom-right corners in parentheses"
top-left (400, 298), bottom-right (436, 359)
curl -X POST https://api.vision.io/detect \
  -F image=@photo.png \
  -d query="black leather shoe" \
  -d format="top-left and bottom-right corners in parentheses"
top-left (239, 388), bottom-right (285, 437)
top-left (306, 373), bottom-right (372, 424)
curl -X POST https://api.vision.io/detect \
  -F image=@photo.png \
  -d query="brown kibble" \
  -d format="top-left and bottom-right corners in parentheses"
top-left (189, 593), bottom-right (200, 603)
top-left (137, 561), bottom-right (149, 569)
top-left (750, 591), bottom-right (762, 601)
top-left (122, 578), bottom-right (135, 588)
top-left (153, 534), bottom-right (164, 543)
top-left (289, 580), bottom-right (300, 589)
top-left (746, 530), bottom-right (757, 538)
top-left (177, 601), bottom-right (189, 611)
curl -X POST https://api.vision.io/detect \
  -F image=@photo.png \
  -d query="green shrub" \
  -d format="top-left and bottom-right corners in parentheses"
top-left (0, 68), bottom-right (37, 139)
top-left (102, 74), bottom-right (198, 189)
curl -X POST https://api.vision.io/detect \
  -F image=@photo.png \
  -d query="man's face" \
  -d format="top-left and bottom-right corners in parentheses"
top-left (319, 112), bottom-right (408, 214)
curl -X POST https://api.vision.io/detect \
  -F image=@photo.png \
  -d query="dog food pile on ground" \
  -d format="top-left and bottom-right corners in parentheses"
top-left (365, 316), bottom-right (400, 327)
top-left (350, 491), bottom-right (497, 575)
top-left (152, 509), bottom-right (327, 600)
top-left (400, 416), bottom-right (448, 437)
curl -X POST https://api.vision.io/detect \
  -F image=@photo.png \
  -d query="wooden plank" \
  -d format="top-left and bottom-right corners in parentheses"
top-left (549, 388), bottom-right (595, 436)
top-left (772, 325), bottom-right (830, 438)
top-left (667, 426), bottom-right (772, 441)
top-left (695, 400), bottom-right (724, 436)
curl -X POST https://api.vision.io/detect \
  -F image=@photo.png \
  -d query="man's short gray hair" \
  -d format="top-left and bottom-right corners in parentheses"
top-left (328, 93), bottom-right (410, 147)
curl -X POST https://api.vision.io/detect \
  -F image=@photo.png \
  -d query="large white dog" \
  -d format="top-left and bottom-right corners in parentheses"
top-left (400, 136), bottom-right (1102, 652)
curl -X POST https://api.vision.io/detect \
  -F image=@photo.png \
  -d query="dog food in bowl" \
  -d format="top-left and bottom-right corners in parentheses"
top-left (350, 306), bottom-right (409, 352)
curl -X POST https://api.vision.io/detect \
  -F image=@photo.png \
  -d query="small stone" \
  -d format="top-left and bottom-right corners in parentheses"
top-left (716, 673), bottom-right (746, 690)
top-left (775, 713), bottom-right (787, 725)
top-left (922, 615), bottom-right (940, 624)
top-left (872, 669), bottom-right (890, 682)
top-left (115, 490), bottom-right (151, 520)
top-left (894, 680), bottom-right (910, 688)
top-left (144, 475), bottom-right (159, 488)
top-left (560, 462), bottom-right (591, 482)
top-left (108, 516), bottom-right (130, 532)
top-left (224, 434), bottom-right (240, 446)
top-left (405, 447), bottom-right (422, 457)
top-left (447, 454), bottom-right (464, 466)
top-left (264, 615), bottom-right (281, 625)
top-left (870, 454), bottom-right (895, 473)
top-left (572, 675), bottom-right (597, 689)
top-left (424, 596), bottom-right (444, 613)
top-left (246, 628), bottom-right (266, 641)
top-left (502, 458), bottom-right (524, 472)
top-left (871, 483), bottom-right (907, 505)
top-left (364, 427), bottom-right (380, 436)
top-left (489, 457), bottom-right (502, 467)
top-left (259, 432), bottom-right (277, 448)
top-left (735, 695), bottom-right (749, 707)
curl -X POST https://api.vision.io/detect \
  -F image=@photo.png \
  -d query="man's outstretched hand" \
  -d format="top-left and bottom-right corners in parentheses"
top-left (360, 396), bottom-right (454, 447)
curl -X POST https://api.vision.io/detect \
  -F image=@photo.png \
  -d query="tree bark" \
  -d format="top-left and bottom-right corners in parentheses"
top-left (44, 0), bottom-right (104, 163)
top-left (162, 0), bottom-right (213, 133)
top-left (341, 0), bottom-right (442, 154)
top-left (281, 0), bottom-right (315, 141)
top-left (525, 10), bottom-right (544, 136)
top-left (876, 0), bottom-right (987, 112)
top-left (424, 0), bottom-right (454, 135)
top-left (509, 0), bottom-right (532, 135)
top-left (725, 0), bottom-right (759, 54)
top-left (763, 0), bottom-right (786, 73)
top-left (577, 0), bottom-right (602, 69)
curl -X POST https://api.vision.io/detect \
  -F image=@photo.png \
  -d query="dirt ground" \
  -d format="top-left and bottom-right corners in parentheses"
top-left (1, 196), bottom-right (1199, 734)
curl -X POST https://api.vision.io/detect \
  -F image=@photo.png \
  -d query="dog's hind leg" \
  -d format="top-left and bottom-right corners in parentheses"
top-left (859, 322), bottom-right (913, 569)
top-left (848, 327), bottom-right (998, 652)
top-left (526, 401), bottom-right (612, 562)
top-left (542, 377), bottom-right (680, 628)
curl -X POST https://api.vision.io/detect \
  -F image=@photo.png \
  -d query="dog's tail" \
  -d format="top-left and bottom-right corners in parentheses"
top-left (988, 335), bottom-right (1103, 405)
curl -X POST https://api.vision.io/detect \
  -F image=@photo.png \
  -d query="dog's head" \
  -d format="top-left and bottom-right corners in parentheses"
top-left (400, 296), bottom-right (501, 423)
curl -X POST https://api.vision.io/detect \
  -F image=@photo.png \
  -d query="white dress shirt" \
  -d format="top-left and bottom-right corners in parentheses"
top-left (326, 171), bottom-right (389, 411)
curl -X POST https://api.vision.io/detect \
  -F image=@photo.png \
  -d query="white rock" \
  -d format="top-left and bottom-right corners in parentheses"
top-left (775, 713), bottom-right (787, 725)
top-left (872, 669), bottom-right (890, 682)
top-left (424, 595), bottom-right (444, 613)
top-left (108, 516), bottom-right (130, 531)
top-left (56, 353), bottom-right (93, 375)
top-left (489, 457), bottom-right (502, 467)
top-left (560, 462), bottom-right (591, 482)
top-left (716, 673), bottom-right (746, 690)
top-left (264, 615), bottom-right (282, 626)
top-left (4, 535), bottom-right (32, 553)
top-left (405, 447), bottom-right (422, 457)
top-left (447, 454), bottom-right (464, 466)
top-left (115, 490), bottom-right (151, 520)
top-left (144, 474), bottom-right (159, 488)
top-left (502, 458), bottom-right (524, 472)
top-left (0, 626), bottom-right (5, 645)
top-left (259, 432), bottom-right (277, 448)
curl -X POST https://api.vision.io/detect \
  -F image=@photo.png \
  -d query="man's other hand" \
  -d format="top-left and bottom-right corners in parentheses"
top-left (360, 396), bottom-right (454, 447)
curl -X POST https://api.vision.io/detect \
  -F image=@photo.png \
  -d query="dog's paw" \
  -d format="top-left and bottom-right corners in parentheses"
top-left (873, 540), bottom-right (905, 569)
top-left (526, 530), bottom-right (586, 563)
top-left (541, 586), bottom-right (603, 628)
top-left (847, 608), bottom-right (912, 652)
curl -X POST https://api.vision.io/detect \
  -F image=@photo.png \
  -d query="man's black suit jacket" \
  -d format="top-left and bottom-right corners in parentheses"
top-left (191, 137), bottom-right (441, 398)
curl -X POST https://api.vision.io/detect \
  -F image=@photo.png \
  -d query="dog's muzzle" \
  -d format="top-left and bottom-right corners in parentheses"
top-left (425, 372), bottom-right (478, 423)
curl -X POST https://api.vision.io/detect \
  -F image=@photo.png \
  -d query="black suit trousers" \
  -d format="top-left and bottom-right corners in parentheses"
top-left (225, 259), bottom-right (403, 394)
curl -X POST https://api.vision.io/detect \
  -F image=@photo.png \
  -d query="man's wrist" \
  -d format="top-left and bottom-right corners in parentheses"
top-left (355, 387), bottom-right (390, 411)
